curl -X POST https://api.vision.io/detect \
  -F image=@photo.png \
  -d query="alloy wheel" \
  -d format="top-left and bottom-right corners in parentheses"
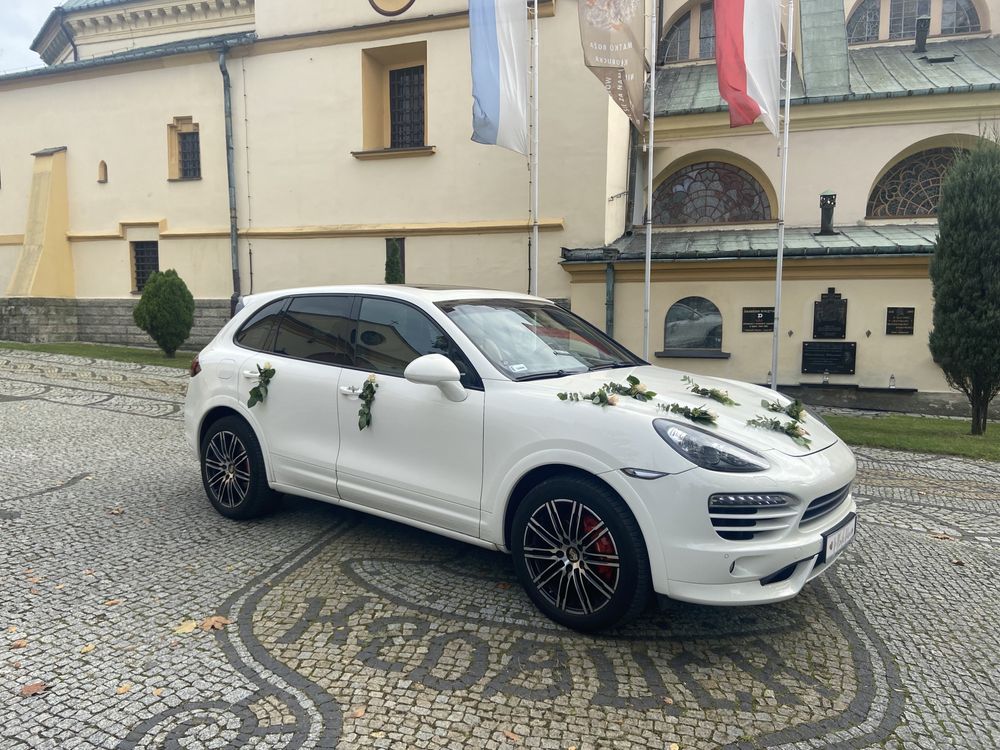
top-left (521, 498), bottom-right (621, 615)
top-left (204, 430), bottom-right (251, 508)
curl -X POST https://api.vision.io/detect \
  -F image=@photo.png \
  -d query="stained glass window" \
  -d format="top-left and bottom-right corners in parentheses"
top-left (652, 162), bottom-right (772, 225)
top-left (664, 297), bottom-right (723, 351)
top-left (866, 147), bottom-right (966, 218)
top-left (847, 0), bottom-right (881, 43)
top-left (889, 0), bottom-right (931, 39)
top-left (941, 0), bottom-right (980, 33)
top-left (662, 11), bottom-right (691, 62)
top-left (699, 3), bottom-right (715, 59)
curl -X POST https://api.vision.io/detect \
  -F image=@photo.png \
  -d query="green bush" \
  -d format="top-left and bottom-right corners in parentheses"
top-left (132, 269), bottom-right (195, 358)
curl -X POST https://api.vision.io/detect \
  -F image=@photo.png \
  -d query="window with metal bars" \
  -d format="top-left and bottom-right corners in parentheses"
top-left (133, 242), bottom-right (159, 292)
top-left (178, 131), bottom-right (201, 179)
top-left (389, 65), bottom-right (425, 149)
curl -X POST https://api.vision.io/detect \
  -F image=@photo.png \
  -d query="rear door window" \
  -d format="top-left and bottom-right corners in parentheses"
top-left (234, 299), bottom-right (286, 352)
top-left (272, 295), bottom-right (356, 366)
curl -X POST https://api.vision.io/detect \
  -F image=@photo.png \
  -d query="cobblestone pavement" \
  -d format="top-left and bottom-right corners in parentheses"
top-left (1, 348), bottom-right (998, 749)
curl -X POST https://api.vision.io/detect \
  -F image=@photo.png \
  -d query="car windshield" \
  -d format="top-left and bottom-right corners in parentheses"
top-left (437, 299), bottom-right (642, 380)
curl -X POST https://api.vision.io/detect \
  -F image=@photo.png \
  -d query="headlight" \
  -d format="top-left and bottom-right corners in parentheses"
top-left (653, 419), bottom-right (769, 473)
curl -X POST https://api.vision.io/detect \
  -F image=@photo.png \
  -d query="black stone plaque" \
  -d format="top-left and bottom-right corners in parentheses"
top-left (742, 307), bottom-right (775, 332)
top-left (813, 287), bottom-right (847, 339)
top-left (886, 307), bottom-right (915, 335)
top-left (802, 342), bottom-right (857, 375)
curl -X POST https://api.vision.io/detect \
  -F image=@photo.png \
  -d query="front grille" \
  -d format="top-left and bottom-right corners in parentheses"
top-left (708, 493), bottom-right (798, 541)
top-left (800, 484), bottom-right (851, 526)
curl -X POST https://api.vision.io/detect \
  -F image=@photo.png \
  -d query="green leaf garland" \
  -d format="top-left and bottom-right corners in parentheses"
top-left (358, 374), bottom-right (378, 430)
top-left (682, 375), bottom-right (738, 406)
top-left (247, 363), bottom-right (275, 409)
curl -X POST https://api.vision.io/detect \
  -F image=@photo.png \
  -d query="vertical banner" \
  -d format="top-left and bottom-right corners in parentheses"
top-left (716, 0), bottom-right (781, 136)
top-left (578, 0), bottom-right (647, 129)
top-left (470, 0), bottom-right (530, 155)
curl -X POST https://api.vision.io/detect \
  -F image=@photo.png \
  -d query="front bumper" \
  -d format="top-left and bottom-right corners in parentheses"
top-left (612, 440), bottom-right (858, 606)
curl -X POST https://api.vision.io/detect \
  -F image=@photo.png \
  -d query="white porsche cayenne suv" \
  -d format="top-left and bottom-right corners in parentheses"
top-left (184, 286), bottom-right (857, 631)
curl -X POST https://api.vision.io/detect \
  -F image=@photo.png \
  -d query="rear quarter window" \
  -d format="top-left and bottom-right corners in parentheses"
top-left (234, 299), bottom-right (286, 352)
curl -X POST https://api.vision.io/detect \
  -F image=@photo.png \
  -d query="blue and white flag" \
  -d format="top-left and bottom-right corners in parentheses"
top-left (470, 0), bottom-right (529, 155)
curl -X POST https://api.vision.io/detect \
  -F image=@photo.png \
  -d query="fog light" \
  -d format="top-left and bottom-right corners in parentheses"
top-left (709, 493), bottom-right (793, 508)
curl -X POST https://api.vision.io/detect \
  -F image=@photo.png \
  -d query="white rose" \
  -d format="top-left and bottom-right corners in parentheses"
top-left (367, 374), bottom-right (377, 383)
top-left (636, 383), bottom-right (647, 394)
top-left (608, 394), bottom-right (620, 406)
top-left (263, 361), bottom-right (272, 370)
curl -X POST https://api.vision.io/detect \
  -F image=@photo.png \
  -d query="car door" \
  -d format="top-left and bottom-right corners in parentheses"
top-left (237, 294), bottom-right (355, 500)
top-left (335, 296), bottom-right (485, 537)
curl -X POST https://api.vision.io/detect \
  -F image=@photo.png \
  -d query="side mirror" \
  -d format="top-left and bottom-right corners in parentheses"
top-left (404, 354), bottom-right (468, 403)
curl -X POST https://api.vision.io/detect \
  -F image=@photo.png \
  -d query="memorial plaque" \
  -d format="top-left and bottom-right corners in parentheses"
top-left (802, 342), bottom-right (857, 375)
top-left (813, 287), bottom-right (847, 339)
top-left (742, 307), bottom-right (775, 333)
top-left (886, 307), bottom-right (915, 335)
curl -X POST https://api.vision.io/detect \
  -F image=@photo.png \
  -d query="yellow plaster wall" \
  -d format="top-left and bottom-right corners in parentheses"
top-left (255, 0), bottom-right (469, 38)
top-left (71, 241), bottom-right (133, 298)
top-left (570, 268), bottom-right (949, 392)
top-left (0, 245), bottom-right (22, 292)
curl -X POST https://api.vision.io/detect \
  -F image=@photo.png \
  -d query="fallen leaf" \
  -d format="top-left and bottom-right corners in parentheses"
top-left (371, 731), bottom-right (386, 739)
top-left (951, 559), bottom-right (966, 566)
top-left (6, 627), bottom-right (16, 634)
top-left (351, 707), bottom-right (366, 719)
top-left (19, 681), bottom-right (47, 697)
top-left (11, 640), bottom-right (28, 650)
top-left (29, 589), bottom-right (40, 595)
top-left (663, 696), bottom-right (674, 705)
top-left (930, 532), bottom-right (956, 541)
top-left (200, 616), bottom-right (231, 632)
top-left (173, 620), bottom-right (198, 635)
top-left (496, 582), bottom-right (512, 590)
top-left (116, 683), bottom-right (132, 695)
top-left (108, 507), bottom-right (125, 516)
top-left (103, 599), bottom-right (122, 606)
top-left (168, 640), bottom-right (180, 649)
top-left (152, 688), bottom-right (164, 697)
top-left (8, 660), bottom-right (21, 669)
top-left (503, 730), bottom-right (522, 744)
top-left (26, 577), bottom-right (41, 584)
top-left (80, 644), bottom-right (95, 654)
top-left (82, 569), bottom-right (95, 576)
top-left (54, 584), bottom-right (64, 590)
top-left (669, 744), bottom-right (680, 750)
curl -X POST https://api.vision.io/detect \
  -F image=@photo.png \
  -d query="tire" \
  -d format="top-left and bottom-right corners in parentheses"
top-left (199, 415), bottom-right (278, 520)
top-left (511, 475), bottom-right (652, 632)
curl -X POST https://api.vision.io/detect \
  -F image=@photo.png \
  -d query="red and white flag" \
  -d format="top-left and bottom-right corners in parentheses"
top-left (715, 0), bottom-right (782, 137)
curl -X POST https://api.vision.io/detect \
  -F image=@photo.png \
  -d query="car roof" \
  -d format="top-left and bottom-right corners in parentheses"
top-left (240, 285), bottom-right (549, 308)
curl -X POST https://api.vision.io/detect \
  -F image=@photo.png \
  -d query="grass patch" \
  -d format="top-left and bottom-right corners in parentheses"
top-left (0, 341), bottom-right (197, 370)
top-left (825, 413), bottom-right (1000, 462)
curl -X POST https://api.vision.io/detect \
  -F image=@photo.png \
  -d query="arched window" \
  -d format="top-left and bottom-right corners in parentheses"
top-left (652, 161), bottom-right (772, 225)
top-left (866, 147), bottom-right (966, 218)
top-left (847, 0), bottom-right (981, 43)
top-left (664, 297), bottom-right (723, 351)
top-left (98, 161), bottom-right (108, 183)
top-left (661, 2), bottom-right (715, 62)
top-left (847, 0), bottom-right (880, 42)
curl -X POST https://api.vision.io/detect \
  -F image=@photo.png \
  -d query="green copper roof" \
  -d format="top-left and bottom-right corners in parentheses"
top-left (562, 225), bottom-right (938, 264)
top-left (60, 0), bottom-right (134, 10)
top-left (655, 37), bottom-right (1000, 118)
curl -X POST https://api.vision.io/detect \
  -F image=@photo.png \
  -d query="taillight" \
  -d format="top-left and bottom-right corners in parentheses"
top-left (189, 354), bottom-right (202, 378)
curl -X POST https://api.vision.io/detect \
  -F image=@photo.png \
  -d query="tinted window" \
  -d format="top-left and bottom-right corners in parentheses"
top-left (235, 299), bottom-right (285, 352)
top-left (356, 298), bottom-right (478, 386)
top-left (273, 295), bottom-right (355, 365)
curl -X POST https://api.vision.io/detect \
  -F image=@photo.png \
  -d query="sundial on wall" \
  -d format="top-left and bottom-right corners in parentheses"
top-left (370, 0), bottom-right (417, 15)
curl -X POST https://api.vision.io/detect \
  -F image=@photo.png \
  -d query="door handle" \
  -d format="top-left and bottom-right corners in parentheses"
top-left (241, 369), bottom-right (259, 378)
top-left (339, 385), bottom-right (360, 397)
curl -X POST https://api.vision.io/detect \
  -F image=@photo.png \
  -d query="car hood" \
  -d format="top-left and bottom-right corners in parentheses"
top-left (536, 365), bottom-right (838, 457)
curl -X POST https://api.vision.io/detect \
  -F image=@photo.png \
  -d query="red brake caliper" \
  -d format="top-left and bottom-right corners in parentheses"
top-left (580, 513), bottom-right (615, 584)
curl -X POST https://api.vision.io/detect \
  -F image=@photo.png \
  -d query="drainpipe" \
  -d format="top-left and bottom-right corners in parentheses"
top-left (59, 14), bottom-right (79, 63)
top-left (602, 248), bottom-right (619, 337)
top-left (220, 48), bottom-right (242, 317)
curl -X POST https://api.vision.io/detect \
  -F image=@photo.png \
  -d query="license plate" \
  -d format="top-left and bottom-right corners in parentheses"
top-left (821, 513), bottom-right (857, 565)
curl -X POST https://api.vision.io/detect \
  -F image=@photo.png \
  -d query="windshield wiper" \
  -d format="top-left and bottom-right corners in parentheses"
top-left (515, 369), bottom-right (581, 382)
top-left (587, 363), bottom-right (623, 372)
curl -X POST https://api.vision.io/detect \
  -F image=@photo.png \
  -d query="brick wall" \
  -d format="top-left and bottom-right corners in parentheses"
top-left (0, 298), bottom-right (230, 349)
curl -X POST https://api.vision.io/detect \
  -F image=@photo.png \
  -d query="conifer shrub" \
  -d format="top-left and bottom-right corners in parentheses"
top-left (385, 239), bottom-right (405, 284)
top-left (132, 269), bottom-right (195, 358)
top-left (929, 140), bottom-right (1000, 435)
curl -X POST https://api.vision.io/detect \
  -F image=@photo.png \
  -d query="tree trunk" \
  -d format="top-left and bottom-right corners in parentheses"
top-left (971, 397), bottom-right (988, 435)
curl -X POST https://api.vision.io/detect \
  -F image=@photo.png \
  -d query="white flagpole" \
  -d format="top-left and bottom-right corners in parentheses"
top-left (643, 1), bottom-right (658, 361)
top-left (529, 0), bottom-right (540, 296)
top-left (770, 0), bottom-right (794, 390)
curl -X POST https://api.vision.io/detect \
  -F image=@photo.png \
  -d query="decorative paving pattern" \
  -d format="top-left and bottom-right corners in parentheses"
top-left (1, 350), bottom-right (998, 749)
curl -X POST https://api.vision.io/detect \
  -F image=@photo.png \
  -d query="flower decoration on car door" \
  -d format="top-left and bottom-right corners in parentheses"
top-left (247, 363), bottom-right (275, 409)
top-left (358, 374), bottom-right (378, 431)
